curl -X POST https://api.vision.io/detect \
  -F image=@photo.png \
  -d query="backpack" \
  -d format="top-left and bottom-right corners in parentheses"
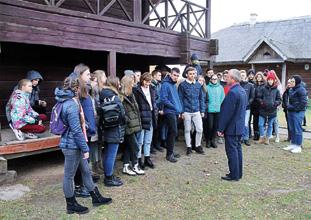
top-left (50, 102), bottom-right (67, 135)
top-left (99, 95), bottom-right (122, 129)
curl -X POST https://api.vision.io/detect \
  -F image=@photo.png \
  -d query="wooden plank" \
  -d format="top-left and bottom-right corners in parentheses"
top-left (0, 136), bottom-right (60, 155)
top-left (99, 0), bottom-right (116, 16)
top-left (133, 0), bottom-right (141, 23)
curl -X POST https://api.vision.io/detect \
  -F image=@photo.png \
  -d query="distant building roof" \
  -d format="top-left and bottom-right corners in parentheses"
top-left (212, 16), bottom-right (311, 65)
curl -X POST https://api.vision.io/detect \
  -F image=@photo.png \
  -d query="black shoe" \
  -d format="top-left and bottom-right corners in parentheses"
top-left (66, 196), bottom-right (89, 214)
top-left (138, 158), bottom-right (145, 170)
top-left (89, 186), bottom-right (112, 207)
top-left (253, 134), bottom-right (259, 141)
top-left (75, 186), bottom-right (91, 198)
top-left (211, 141), bottom-right (218, 148)
top-left (186, 148), bottom-right (192, 155)
top-left (104, 175), bottom-right (123, 187)
top-left (166, 154), bottom-right (178, 163)
top-left (154, 145), bottom-right (164, 152)
top-left (173, 152), bottom-right (181, 158)
top-left (144, 156), bottom-right (155, 169)
top-left (244, 140), bottom-right (251, 146)
top-left (221, 176), bottom-right (239, 181)
top-left (206, 141), bottom-right (212, 148)
top-left (150, 148), bottom-right (157, 155)
top-left (194, 146), bottom-right (205, 154)
top-left (92, 174), bottom-right (100, 183)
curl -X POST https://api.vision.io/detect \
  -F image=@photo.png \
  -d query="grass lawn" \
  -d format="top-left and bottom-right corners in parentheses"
top-left (0, 137), bottom-right (310, 220)
top-left (278, 108), bottom-right (311, 131)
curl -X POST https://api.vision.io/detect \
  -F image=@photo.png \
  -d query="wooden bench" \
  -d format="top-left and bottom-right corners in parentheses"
top-left (0, 128), bottom-right (60, 184)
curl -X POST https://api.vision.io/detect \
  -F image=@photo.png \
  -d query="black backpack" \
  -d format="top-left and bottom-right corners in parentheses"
top-left (99, 95), bottom-right (123, 129)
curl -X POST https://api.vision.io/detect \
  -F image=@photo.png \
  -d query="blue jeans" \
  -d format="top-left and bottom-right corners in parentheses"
top-left (288, 111), bottom-right (305, 146)
top-left (224, 135), bottom-right (243, 180)
top-left (103, 143), bottom-right (119, 176)
top-left (243, 110), bottom-right (251, 140)
top-left (62, 149), bottom-right (95, 198)
top-left (259, 116), bottom-right (276, 137)
top-left (137, 123), bottom-right (153, 158)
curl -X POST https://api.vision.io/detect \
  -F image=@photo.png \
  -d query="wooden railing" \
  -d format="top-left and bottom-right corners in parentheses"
top-left (21, 0), bottom-right (210, 38)
top-left (145, 0), bottom-right (210, 38)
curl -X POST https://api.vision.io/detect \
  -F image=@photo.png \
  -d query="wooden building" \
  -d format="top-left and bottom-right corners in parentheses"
top-left (0, 0), bottom-right (215, 181)
top-left (211, 16), bottom-right (311, 94)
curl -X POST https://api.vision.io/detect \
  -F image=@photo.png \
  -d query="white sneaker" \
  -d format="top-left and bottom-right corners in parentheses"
top-left (24, 133), bottom-right (38, 139)
top-left (133, 163), bottom-right (145, 175)
top-left (283, 144), bottom-right (296, 151)
top-left (9, 123), bottom-right (25, 141)
top-left (122, 164), bottom-right (136, 176)
top-left (275, 135), bottom-right (280, 143)
top-left (291, 146), bottom-right (302, 153)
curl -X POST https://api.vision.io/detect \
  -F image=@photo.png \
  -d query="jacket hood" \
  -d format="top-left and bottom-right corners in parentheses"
top-left (162, 75), bottom-right (176, 84)
top-left (68, 72), bottom-right (79, 80)
top-left (13, 89), bottom-right (30, 98)
top-left (54, 87), bottom-right (75, 102)
top-left (208, 81), bottom-right (220, 87)
top-left (26, 70), bottom-right (43, 81)
top-left (191, 53), bottom-right (199, 61)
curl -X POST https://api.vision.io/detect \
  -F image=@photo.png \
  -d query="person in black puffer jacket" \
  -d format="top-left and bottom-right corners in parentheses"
top-left (252, 72), bottom-right (266, 140)
top-left (283, 75), bottom-right (308, 153)
top-left (257, 72), bottom-right (281, 145)
top-left (282, 79), bottom-right (292, 142)
top-left (133, 72), bottom-right (158, 169)
top-left (99, 76), bottom-right (126, 187)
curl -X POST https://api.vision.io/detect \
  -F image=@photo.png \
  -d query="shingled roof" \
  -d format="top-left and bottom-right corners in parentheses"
top-left (212, 16), bottom-right (311, 65)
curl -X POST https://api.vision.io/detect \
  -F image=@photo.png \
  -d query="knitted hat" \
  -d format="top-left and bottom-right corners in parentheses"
top-left (190, 53), bottom-right (199, 61)
top-left (292, 75), bottom-right (302, 85)
top-left (266, 72), bottom-right (276, 81)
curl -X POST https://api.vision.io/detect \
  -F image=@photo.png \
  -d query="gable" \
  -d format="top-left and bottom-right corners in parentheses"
top-left (247, 42), bottom-right (285, 64)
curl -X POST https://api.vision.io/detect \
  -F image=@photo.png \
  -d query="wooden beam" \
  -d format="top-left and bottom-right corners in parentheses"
top-left (281, 62), bottom-right (287, 89)
top-left (206, 0), bottom-right (211, 38)
top-left (108, 50), bottom-right (116, 77)
top-left (99, 0), bottom-right (116, 16)
top-left (82, 0), bottom-right (96, 14)
top-left (133, 0), bottom-right (142, 23)
top-left (116, 0), bottom-right (132, 21)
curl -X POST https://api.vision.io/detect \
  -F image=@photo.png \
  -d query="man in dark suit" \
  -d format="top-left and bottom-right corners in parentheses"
top-left (217, 69), bottom-right (247, 181)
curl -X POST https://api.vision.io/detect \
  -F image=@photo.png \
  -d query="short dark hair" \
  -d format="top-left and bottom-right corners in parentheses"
top-left (151, 69), bottom-right (161, 77)
top-left (185, 67), bottom-right (196, 75)
top-left (171, 67), bottom-right (180, 74)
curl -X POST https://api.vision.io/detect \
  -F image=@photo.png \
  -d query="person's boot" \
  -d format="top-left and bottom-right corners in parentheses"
top-left (144, 156), bottom-right (155, 169)
top-left (104, 175), bottom-right (123, 187)
top-left (65, 196), bottom-right (89, 214)
top-left (186, 147), bottom-right (192, 155)
top-left (150, 147), bottom-right (157, 155)
top-left (132, 163), bottom-right (145, 175)
top-left (253, 133), bottom-right (260, 141)
top-left (211, 139), bottom-right (218, 148)
top-left (264, 137), bottom-right (270, 145)
top-left (257, 136), bottom-right (265, 144)
top-left (138, 158), bottom-right (145, 170)
top-left (206, 140), bottom-right (212, 148)
top-left (89, 186), bottom-right (112, 206)
top-left (194, 146), bottom-right (205, 154)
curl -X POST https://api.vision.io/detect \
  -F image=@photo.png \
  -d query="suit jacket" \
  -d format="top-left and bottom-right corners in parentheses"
top-left (218, 83), bottom-right (247, 136)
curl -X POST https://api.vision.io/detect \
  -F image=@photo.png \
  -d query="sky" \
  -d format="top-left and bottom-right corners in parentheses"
top-left (194, 0), bottom-right (311, 33)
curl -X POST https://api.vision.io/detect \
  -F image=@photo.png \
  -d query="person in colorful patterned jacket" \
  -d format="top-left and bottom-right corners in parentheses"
top-left (6, 79), bottom-right (47, 141)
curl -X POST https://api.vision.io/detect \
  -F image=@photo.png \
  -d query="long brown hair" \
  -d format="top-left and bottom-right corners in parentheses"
top-left (74, 63), bottom-right (90, 98)
top-left (121, 75), bottom-right (134, 96)
top-left (93, 70), bottom-right (107, 90)
top-left (106, 76), bottom-right (120, 90)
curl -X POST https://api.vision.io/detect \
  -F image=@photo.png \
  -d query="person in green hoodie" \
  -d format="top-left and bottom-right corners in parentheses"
top-left (206, 74), bottom-right (225, 148)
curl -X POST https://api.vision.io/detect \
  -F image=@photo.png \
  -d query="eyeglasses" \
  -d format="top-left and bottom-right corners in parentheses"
top-left (211, 78), bottom-right (218, 80)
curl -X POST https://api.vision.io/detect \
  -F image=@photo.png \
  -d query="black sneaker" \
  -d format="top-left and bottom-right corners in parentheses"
top-left (194, 146), bottom-right (205, 154)
top-left (166, 154), bottom-right (178, 163)
top-left (186, 148), bottom-right (192, 155)
top-left (150, 148), bottom-right (157, 155)
top-left (173, 152), bottom-right (181, 158)
top-left (104, 175), bottom-right (123, 187)
top-left (244, 140), bottom-right (251, 146)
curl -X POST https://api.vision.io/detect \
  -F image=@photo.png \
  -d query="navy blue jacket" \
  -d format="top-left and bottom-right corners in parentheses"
top-left (178, 80), bottom-right (205, 113)
top-left (240, 81), bottom-right (255, 110)
top-left (160, 76), bottom-right (182, 115)
top-left (133, 84), bottom-right (158, 130)
top-left (218, 83), bottom-right (247, 136)
top-left (80, 95), bottom-right (97, 137)
top-left (99, 87), bottom-right (125, 144)
top-left (55, 88), bottom-right (89, 153)
top-left (287, 84), bottom-right (308, 112)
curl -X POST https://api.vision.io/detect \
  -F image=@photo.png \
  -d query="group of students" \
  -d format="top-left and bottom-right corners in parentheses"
top-left (5, 62), bottom-right (308, 214)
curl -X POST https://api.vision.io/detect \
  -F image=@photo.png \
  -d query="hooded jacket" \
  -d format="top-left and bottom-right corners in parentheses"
top-left (6, 90), bottom-right (39, 129)
top-left (26, 70), bottom-right (43, 107)
top-left (287, 83), bottom-right (308, 112)
top-left (257, 84), bottom-right (282, 118)
top-left (206, 82), bottom-right (225, 113)
top-left (55, 88), bottom-right (89, 153)
top-left (160, 76), bottom-right (182, 115)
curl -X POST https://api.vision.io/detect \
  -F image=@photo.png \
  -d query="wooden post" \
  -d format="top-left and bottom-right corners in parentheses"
top-left (133, 0), bottom-right (142, 23)
top-left (251, 64), bottom-right (255, 71)
top-left (165, 0), bottom-right (168, 28)
top-left (281, 62), bottom-right (287, 89)
top-left (107, 51), bottom-right (116, 77)
top-left (205, 0), bottom-right (211, 38)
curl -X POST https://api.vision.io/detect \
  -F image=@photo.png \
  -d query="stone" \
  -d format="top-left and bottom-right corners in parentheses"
top-left (0, 157), bottom-right (7, 174)
top-left (0, 171), bottom-right (17, 185)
